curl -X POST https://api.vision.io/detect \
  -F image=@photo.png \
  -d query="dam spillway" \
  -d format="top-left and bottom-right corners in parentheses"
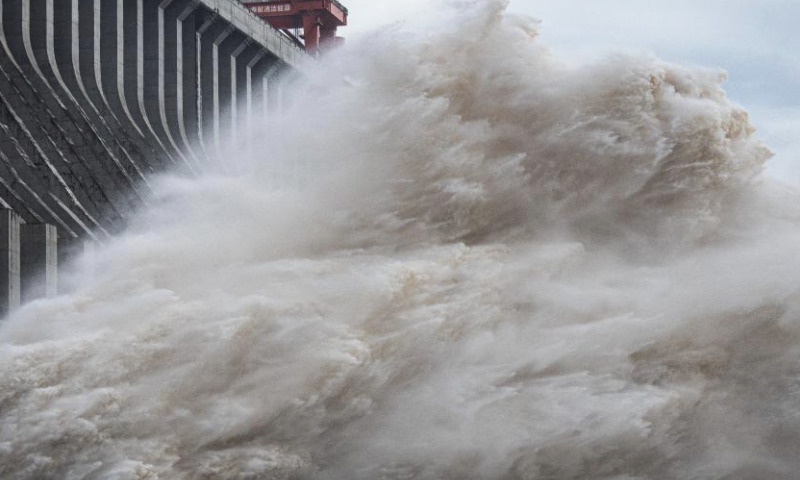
top-left (0, 0), bottom-right (302, 315)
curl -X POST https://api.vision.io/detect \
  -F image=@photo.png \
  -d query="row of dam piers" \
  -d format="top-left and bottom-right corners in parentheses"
top-left (0, 0), bottom-right (300, 314)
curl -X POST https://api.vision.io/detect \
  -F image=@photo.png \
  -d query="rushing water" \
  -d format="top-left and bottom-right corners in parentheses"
top-left (2, 1), bottom-right (800, 479)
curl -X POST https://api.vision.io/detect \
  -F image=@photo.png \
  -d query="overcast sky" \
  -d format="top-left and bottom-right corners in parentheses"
top-left (340, 0), bottom-right (800, 183)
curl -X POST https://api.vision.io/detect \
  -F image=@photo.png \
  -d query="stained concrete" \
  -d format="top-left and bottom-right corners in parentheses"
top-left (0, 209), bottom-right (21, 316)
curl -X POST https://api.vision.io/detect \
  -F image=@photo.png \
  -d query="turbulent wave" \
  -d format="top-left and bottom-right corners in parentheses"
top-left (1, 1), bottom-right (798, 479)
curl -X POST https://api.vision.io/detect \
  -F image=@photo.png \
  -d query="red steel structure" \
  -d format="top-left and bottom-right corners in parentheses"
top-left (240, 0), bottom-right (348, 55)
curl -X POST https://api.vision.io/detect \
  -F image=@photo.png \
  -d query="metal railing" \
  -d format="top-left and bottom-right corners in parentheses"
top-left (238, 0), bottom-right (348, 15)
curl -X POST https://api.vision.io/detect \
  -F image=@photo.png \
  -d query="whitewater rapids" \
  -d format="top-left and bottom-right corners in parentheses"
top-left (2, 1), bottom-right (799, 478)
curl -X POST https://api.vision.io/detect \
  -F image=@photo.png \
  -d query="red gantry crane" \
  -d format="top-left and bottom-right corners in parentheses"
top-left (240, 0), bottom-right (348, 55)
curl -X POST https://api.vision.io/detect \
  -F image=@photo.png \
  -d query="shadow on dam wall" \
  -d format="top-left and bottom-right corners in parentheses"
top-left (0, 0), bottom-right (301, 316)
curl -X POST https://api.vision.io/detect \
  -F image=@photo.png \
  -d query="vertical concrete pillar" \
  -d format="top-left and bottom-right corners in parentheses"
top-left (232, 40), bottom-right (260, 144)
top-left (92, 0), bottom-right (114, 115)
top-left (213, 25), bottom-right (240, 155)
top-left (154, 0), bottom-right (195, 171)
top-left (52, 0), bottom-right (77, 94)
top-left (26, 0), bottom-right (50, 81)
top-left (176, 0), bottom-right (199, 153)
top-left (0, 210), bottom-right (21, 316)
top-left (247, 53), bottom-right (277, 128)
top-left (0, 0), bottom-right (8, 62)
top-left (246, 50), bottom-right (266, 131)
top-left (77, 0), bottom-right (101, 109)
top-left (21, 223), bottom-right (58, 302)
top-left (196, 12), bottom-right (220, 155)
top-left (99, 0), bottom-right (143, 138)
top-left (141, 0), bottom-right (172, 160)
top-left (69, 0), bottom-right (101, 115)
top-left (2, 1), bottom-right (25, 65)
top-left (121, 0), bottom-right (144, 132)
top-left (159, 0), bottom-right (178, 145)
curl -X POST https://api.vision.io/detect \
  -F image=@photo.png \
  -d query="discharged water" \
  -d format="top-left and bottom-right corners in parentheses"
top-left (2, 1), bottom-right (799, 479)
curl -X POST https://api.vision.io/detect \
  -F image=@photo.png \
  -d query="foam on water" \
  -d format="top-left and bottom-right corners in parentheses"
top-left (2, 1), bottom-right (799, 478)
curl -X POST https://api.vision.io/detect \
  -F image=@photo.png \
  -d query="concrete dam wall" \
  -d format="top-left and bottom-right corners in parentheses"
top-left (0, 0), bottom-right (300, 315)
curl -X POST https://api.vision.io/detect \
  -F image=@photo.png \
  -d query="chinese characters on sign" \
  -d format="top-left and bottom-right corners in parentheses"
top-left (252, 3), bottom-right (292, 14)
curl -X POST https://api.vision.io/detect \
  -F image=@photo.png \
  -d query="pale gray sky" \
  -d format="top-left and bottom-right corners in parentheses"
top-left (340, 0), bottom-right (800, 182)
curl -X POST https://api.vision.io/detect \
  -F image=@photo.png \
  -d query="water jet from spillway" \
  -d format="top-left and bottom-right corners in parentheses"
top-left (3, 1), bottom-right (800, 479)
